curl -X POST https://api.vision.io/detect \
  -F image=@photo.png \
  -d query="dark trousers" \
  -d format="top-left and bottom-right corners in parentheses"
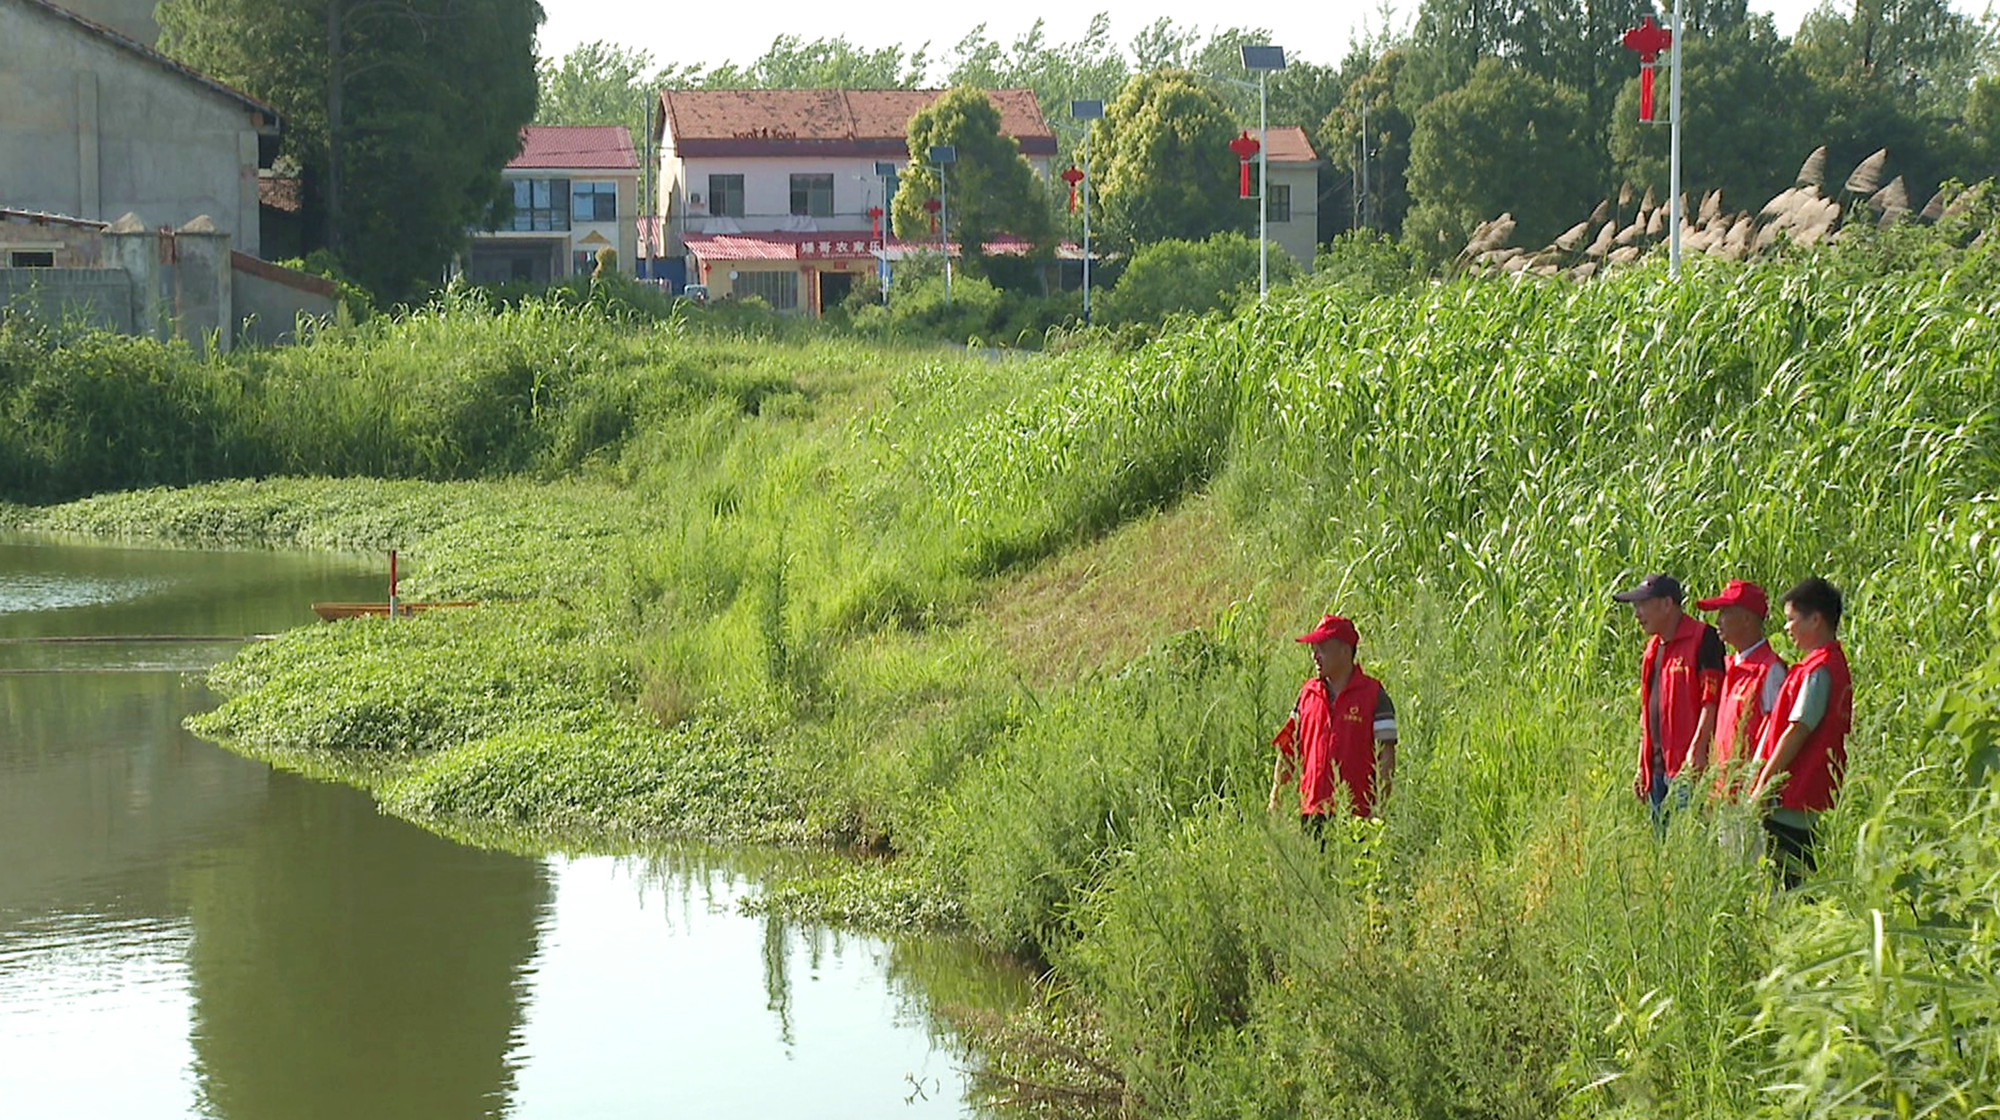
top-left (1763, 815), bottom-right (1818, 889)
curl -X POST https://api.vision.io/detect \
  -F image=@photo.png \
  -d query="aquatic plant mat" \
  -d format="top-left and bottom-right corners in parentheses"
top-left (9, 220), bottom-right (2000, 1116)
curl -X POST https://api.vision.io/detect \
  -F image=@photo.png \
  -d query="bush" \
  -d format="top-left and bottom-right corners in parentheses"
top-left (1100, 232), bottom-right (1302, 325)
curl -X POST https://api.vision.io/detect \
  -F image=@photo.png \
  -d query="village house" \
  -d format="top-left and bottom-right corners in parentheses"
top-left (464, 124), bottom-right (642, 285)
top-left (1262, 126), bottom-right (1323, 269)
top-left (652, 88), bottom-right (1056, 314)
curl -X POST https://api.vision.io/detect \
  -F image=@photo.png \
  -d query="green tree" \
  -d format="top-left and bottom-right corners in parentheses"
top-left (890, 88), bottom-right (1056, 273)
top-left (536, 41), bottom-right (656, 136)
top-left (1404, 58), bottom-right (1598, 258)
top-left (696, 34), bottom-right (929, 89)
top-left (158, 0), bottom-right (540, 302)
top-left (1323, 48), bottom-right (1419, 238)
top-left (946, 15), bottom-right (1131, 170)
top-left (1609, 19), bottom-right (1820, 211)
top-left (1095, 69), bottom-right (1247, 249)
top-left (1100, 231), bottom-right (1299, 324)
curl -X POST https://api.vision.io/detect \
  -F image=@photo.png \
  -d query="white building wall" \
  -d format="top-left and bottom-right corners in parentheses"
top-left (1269, 162), bottom-right (1320, 269)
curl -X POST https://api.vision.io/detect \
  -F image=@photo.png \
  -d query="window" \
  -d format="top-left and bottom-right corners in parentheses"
top-left (790, 173), bottom-right (834, 218)
top-left (572, 180), bottom-right (617, 223)
top-left (509, 178), bottom-right (570, 231)
top-left (1268, 184), bottom-right (1292, 224)
top-left (734, 269), bottom-right (798, 310)
top-left (573, 250), bottom-right (601, 277)
top-left (8, 250), bottom-right (56, 268)
top-left (708, 174), bottom-right (744, 218)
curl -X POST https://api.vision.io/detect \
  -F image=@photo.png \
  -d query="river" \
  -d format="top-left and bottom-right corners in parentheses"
top-left (0, 533), bottom-right (1025, 1119)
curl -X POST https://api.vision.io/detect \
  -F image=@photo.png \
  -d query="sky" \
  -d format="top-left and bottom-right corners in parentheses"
top-left (535, 0), bottom-right (1840, 74)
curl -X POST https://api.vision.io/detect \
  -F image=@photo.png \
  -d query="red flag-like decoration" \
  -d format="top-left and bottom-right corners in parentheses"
top-left (1621, 16), bottom-right (1673, 123)
top-left (1228, 131), bottom-right (1261, 198)
top-left (1060, 165), bottom-right (1085, 212)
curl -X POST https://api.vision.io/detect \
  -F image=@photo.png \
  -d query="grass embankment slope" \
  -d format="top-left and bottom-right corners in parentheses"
top-left (6, 218), bottom-right (2000, 1118)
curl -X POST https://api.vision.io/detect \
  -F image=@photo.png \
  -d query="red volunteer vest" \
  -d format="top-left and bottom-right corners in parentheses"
top-left (1714, 641), bottom-right (1786, 794)
top-left (1754, 640), bottom-right (1852, 811)
top-left (1274, 668), bottom-right (1385, 818)
top-left (1636, 613), bottom-right (1722, 797)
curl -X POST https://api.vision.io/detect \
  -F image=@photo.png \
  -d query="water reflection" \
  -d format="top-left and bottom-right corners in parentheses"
top-left (182, 780), bottom-right (545, 1120)
top-left (0, 534), bottom-right (1027, 1119)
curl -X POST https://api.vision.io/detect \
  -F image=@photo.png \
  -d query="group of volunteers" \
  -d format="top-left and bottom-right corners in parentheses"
top-left (1268, 574), bottom-right (1851, 886)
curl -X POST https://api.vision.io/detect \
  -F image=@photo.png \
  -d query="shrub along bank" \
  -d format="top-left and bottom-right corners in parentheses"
top-left (6, 212), bottom-right (2000, 1118)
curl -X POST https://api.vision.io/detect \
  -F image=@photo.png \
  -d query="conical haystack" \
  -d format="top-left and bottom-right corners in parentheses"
top-left (1845, 148), bottom-right (1888, 195)
top-left (1796, 146), bottom-right (1827, 188)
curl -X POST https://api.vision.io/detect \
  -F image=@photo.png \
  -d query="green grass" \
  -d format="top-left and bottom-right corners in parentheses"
top-left (10, 204), bottom-right (2000, 1118)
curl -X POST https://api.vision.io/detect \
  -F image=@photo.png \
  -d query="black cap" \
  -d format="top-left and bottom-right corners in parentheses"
top-left (1612, 573), bottom-right (1684, 603)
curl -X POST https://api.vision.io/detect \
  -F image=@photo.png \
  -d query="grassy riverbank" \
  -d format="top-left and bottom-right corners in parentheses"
top-left (6, 215), bottom-right (2000, 1117)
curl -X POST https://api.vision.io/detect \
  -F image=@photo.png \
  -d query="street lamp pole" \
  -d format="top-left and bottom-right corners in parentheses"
top-left (1241, 45), bottom-right (1286, 303)
top-left (1668, 0), bottom-right (1684, 277)
top-left (1068, 99), bottom-right (1104, 324)
top-left (930, 144), bottom-right (956, 306)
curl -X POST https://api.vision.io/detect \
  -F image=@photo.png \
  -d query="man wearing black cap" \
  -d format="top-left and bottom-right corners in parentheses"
top-left (1613, 573), bottom-right (1725, 818)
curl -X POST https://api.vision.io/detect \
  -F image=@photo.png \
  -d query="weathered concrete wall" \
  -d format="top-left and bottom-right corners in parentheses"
top-left (0, 267), bottom-right (134, 332)
top-left (0, 0), bottom-right (267, 254)
top-left (43, 0), bottom-right (158, 45)
top-left (232, 251), bottom-right (335, 346)
top-left (0, 215), bottom-right (108, 266)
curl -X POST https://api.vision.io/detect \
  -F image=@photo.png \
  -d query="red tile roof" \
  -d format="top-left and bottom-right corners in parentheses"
top-left (1264, 126), bottom-right (1319, 164)
top-left (659, 88), bottom-right (1056, 158)
top-left (510, 125), bottom-right (639, 170)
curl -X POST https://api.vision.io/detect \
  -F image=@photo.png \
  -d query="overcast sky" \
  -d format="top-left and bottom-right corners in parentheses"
top-left (535, 0), bottom-right (1846, 75)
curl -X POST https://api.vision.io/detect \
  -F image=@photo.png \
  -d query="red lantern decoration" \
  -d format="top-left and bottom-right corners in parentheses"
top-left (867, 205), bottom-right (884, 239)
top-left (923, 196), bottom-right (941, 234)
top-left (1621, 16), bottom-right (1673, 123)
top-left (1227, 131), bottom-right (1261, 198)
top-left (1060, 165), bottom-right (1085, 212)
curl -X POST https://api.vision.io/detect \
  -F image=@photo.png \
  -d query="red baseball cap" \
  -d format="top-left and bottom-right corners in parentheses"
top-left (1296, 613), bottom-right (1360, 647)
top-left (1696, 579), bottom-right (1769, 616)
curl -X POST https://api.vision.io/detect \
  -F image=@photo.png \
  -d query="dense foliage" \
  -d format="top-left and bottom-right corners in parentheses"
top-left (157, 0), bottom-right (541, 302)
top-left (8, 211), bottom-right (2000, 1117)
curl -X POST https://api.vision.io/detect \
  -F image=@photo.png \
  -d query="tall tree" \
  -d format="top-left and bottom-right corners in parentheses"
top-left (536, 41), bottom-right (656, 136)
top-left (1094, 69), bottom-right (1247, 248)
top-left (1609, 19), bottom-right (1819, 211)
top-left (890, 88), bottom-right (1055, 271)
top-left (159, 0), bottom-right (540, 301)
top-left (946, 15), bottom-right (1131, 162)
top-left (1323, 49), bottom-right (1419, 239)
top-left (696, 35), bottom-right (930, 89)
top-left (1404, 58), bottom-right (1598, 257)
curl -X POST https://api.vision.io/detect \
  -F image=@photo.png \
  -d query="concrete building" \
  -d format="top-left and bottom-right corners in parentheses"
top-left (0, 0), bottom-right (281, 257)
top-left (1262, 126), bottom-right (1322, 269)
top-left (464, 125), bottom-right (641, 285)
top-left (654, 88), bottom-right (1055, 313)
top-left (37, 0), bottom-right (153, 43)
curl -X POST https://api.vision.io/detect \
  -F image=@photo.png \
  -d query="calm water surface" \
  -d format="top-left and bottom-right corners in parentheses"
top-left (0, 534), bottom-right (1024, 1118)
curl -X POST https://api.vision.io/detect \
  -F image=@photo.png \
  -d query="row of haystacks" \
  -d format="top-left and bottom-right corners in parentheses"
top-left (1461, 146), bottom-right (1984, 278)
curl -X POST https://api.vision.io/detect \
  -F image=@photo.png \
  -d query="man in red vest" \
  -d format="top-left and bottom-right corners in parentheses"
top-left (1749, 577), bottom-right (1852, 887)
top-left (1695, 580), bottom-right (1789, 798)
top-left (1269, 614), bottom-right (1399, 827)
top-left (1613, 573), bottom-right (1725, 819)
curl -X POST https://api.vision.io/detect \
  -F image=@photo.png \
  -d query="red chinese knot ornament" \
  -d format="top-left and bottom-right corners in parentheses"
top-left (1060, 165), bottom-right (1085, 212)
top-left (1621, 16), bottom-right (1673, 123)
top-left (867, 205), bottom-right (884, 238)
top-left (1227, 131), bottom-right (1261, 198)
